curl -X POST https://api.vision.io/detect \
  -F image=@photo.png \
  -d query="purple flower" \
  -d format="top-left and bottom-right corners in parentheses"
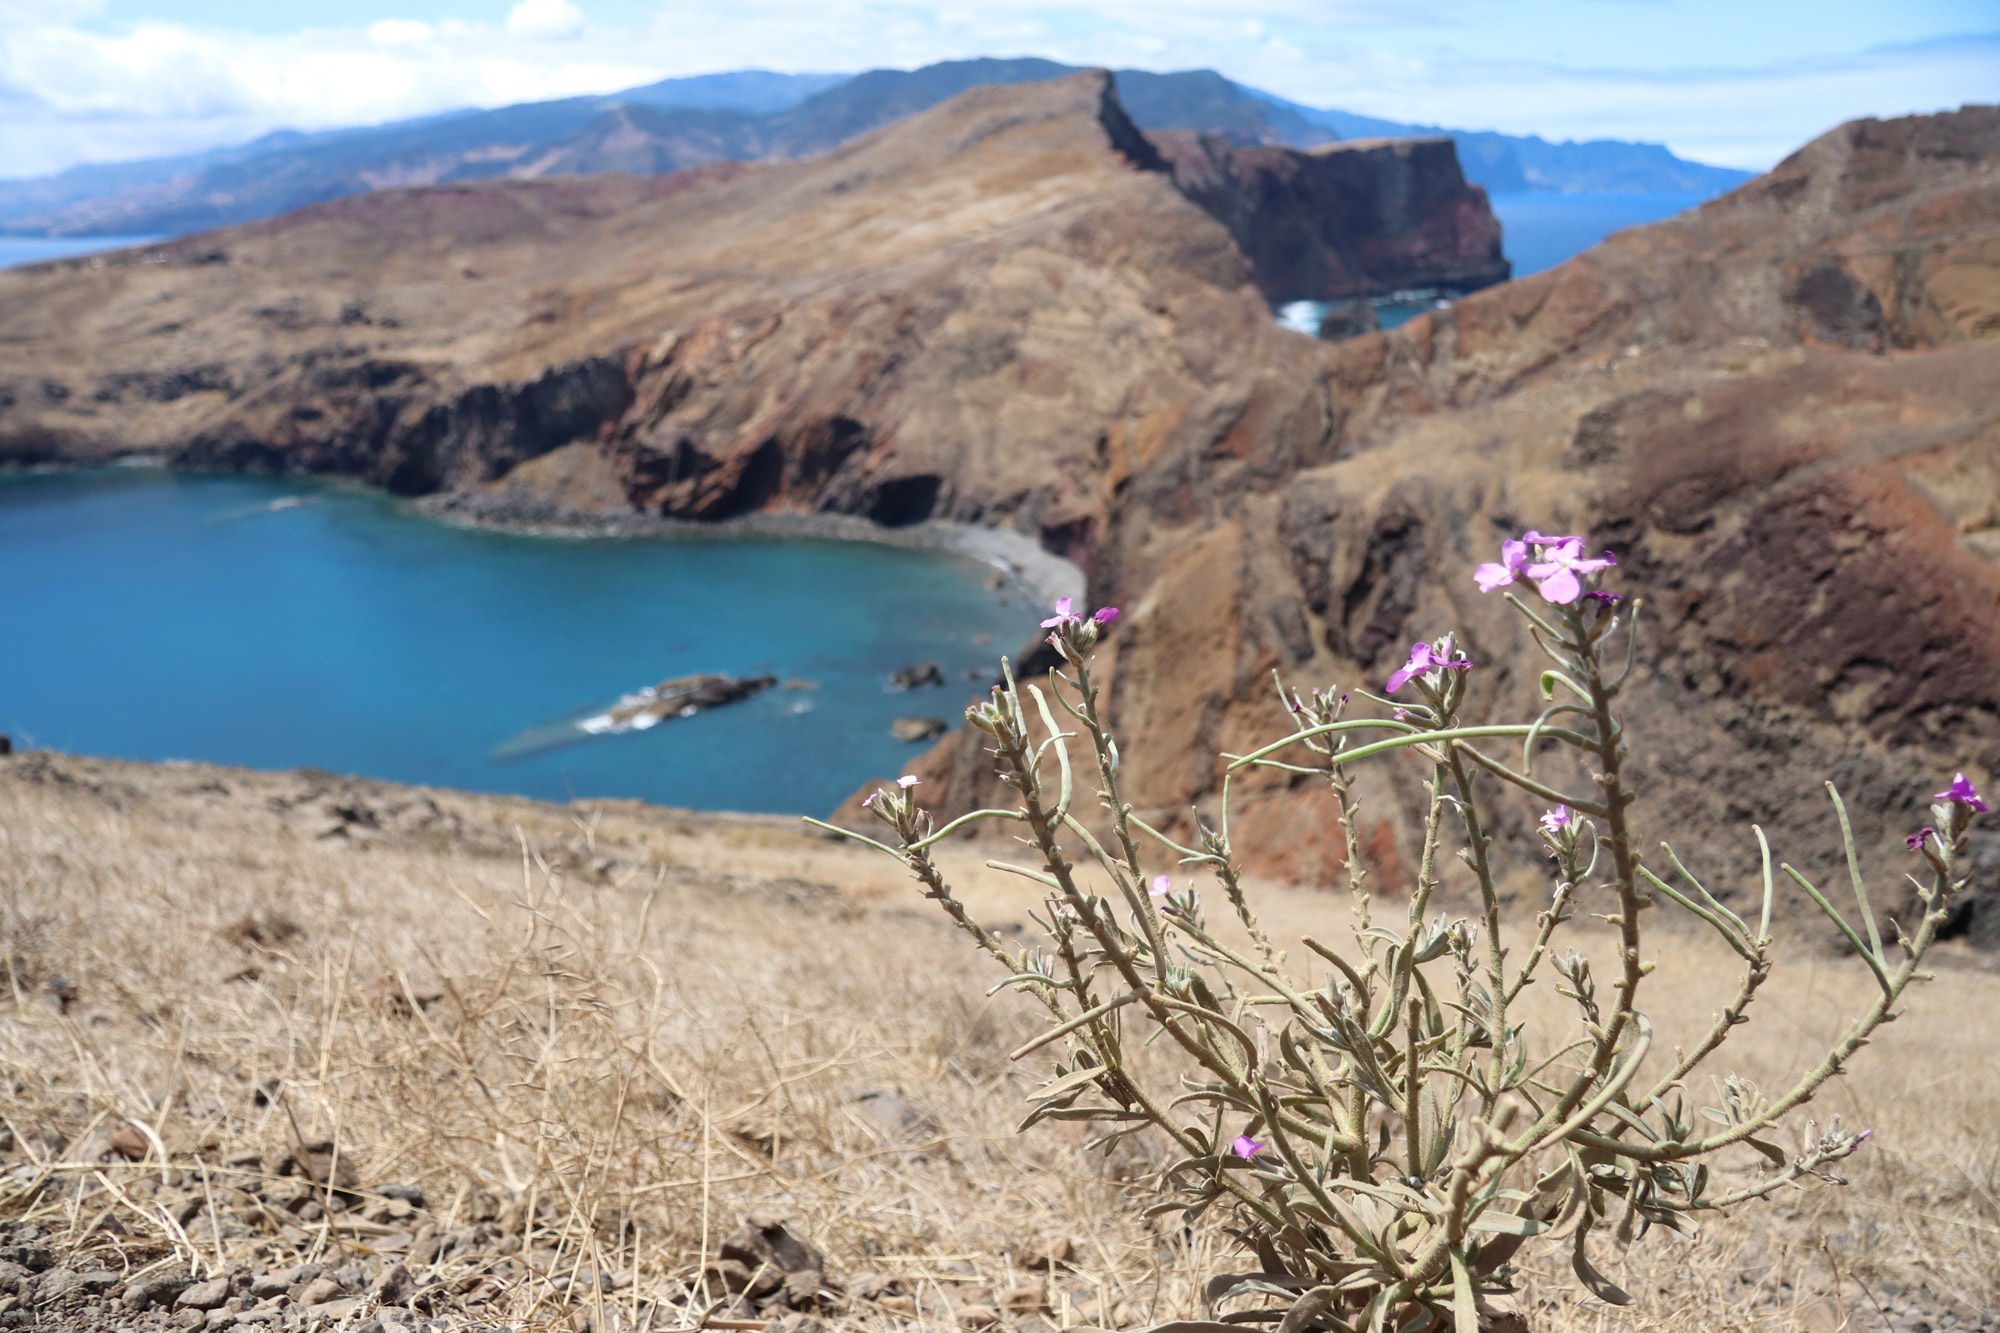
top-left (862, 791), bottom-right (879, 809)
top-left (1386, 636), bottom-right (1473, 693)
top-left (1906, 826), bottom-right (1935, 852)
top-left (1525, 538), bottom-right (1616, 606)
top-left (898, 774), bottom-right (921, 789)
top-left (1231, 1135), bottom-right (1265, 1160)
top-left (1093, 606), bottom-right (1119, 624)
top-left (1583, 590), bottom-right (1625, 606)
top-left (1540, 805), bottom-right (1571, 835)
top-left (1474, 538), bottom-right (1529, 592)
top-left (1936, 773), bottom-right (1989, 813)
top-left (1149, 874), bottom-right (1172, 898)
top-left (1040, 597), bottom-right (1077, 629)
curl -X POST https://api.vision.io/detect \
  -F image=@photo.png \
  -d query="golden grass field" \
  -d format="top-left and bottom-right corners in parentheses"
top-left (1, 752), bottom-right (1994, 1332)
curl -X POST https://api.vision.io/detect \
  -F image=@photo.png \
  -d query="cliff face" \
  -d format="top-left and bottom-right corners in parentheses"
top-left (1150, 132), bottom-right (1510, 299)
top-left (2, 83), bottom-right (1996, 944)
top-left (887, 103), bottom-right (2000, 944)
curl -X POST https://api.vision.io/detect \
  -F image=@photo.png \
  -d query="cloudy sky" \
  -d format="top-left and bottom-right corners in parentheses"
top-left (0, 0), bottom-right (1993, 179)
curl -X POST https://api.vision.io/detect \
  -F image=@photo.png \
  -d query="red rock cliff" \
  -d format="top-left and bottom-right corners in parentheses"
top-left (1, 83), bottom-right (1995, 944)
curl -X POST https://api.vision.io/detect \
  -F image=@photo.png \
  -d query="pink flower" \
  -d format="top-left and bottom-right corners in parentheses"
top-left (861, 791), bottom-right (879, 809)
top-left (1525, 538), bottom-right (1616, 606)
top-left (1093, 606), bottom-right (1119, 624)
top-left (1936, 773), bottom-right (1989, 813)
top-left (1149, 874), bottom-right (1172, 897)
top-left (1231, 1135), bottom-right (1265, 1160)
top-left (1386, 636), bottom-right (1472, 693)
top-left (1540, 805), bottom-right (1571, 835)
top-left (1906, 826), bottom-right (1935, 852)
top-left (1474, 538), bottom-right (1528, 592)
top-left (898, 775), bottom-right (921, 789)
top-left (1040, 597), bottom-right (1077, 629)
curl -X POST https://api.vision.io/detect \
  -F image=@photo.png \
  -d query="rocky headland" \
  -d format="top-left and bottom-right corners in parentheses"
top-left (1, 76), bottom-right (1995, 943)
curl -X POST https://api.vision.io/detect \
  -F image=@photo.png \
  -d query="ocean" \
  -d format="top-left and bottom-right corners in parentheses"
top-left (0, 467), bottom-right (1039, 813)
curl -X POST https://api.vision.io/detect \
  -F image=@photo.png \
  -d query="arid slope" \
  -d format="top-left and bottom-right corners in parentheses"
top-left (0, 85), bottom-right (1995, 942)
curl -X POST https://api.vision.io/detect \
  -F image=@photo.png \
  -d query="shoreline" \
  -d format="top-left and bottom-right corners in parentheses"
top-left (0, 456), bottom-right (1086, 611)
top-left (414, 489), bottom-right (1086, 611)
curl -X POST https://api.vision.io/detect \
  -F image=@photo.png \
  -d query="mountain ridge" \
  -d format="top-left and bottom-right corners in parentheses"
top-left (0, 58), bottom-right (1750, 238)
top-left (1, 78), bottom-right (1993, 941)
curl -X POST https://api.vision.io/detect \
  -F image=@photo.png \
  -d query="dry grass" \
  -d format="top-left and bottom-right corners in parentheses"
top-left (0, 753), bottom-right (1994, 1332)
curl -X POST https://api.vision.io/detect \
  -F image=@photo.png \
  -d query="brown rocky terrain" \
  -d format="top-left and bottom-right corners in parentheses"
top-left (0, 77), bottom-right (1995, 944)
top-left (1, 751), bottom-right (1996, 1333)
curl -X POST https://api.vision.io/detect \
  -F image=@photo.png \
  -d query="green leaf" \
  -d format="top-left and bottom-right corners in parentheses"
top-left (1448, 1250), bottom-right (1479, 1333)
top-left (1745, 1136), bottom-right (1788, 1169)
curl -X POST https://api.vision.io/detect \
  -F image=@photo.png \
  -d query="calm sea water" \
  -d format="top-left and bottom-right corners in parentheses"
top-left (0, 236), bottom-right (171, 269)
top-left (1276, 190), bottom-right (1709, 337)
top-left (0, 468), bottom-right (1039, 813)
top-left (1487, 191), bottom-right (1707, 278)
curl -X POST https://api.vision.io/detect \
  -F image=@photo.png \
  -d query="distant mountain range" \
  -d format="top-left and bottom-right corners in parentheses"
top-left (0, 58), bottom-right (1752, 238)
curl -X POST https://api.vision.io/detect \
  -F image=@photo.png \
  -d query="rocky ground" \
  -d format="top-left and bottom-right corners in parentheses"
top-left (1, 750), bottom-right (1997, 1333)
top-left (0, 82), bottom-right (1993, 947)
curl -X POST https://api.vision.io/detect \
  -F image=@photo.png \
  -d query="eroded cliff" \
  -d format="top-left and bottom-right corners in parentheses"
top-left (2, 80), bottom-right (1995, 943)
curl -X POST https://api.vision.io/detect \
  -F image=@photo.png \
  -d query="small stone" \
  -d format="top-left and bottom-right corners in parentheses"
top-left (35, 1269), bottom-right (85, 1303)
top-left (126, 1277), bottom-right (192, 1310)
top-left (248, 1275), bottom-right (290, 1301)
top-left (171, 1310), bottom-right (205, 1331)
top-left (0, 1247), bottom-right (49, 1273)
top-left (307, 1298), bottom-right (363, 1321)
top-left (1000, 1285), bottom-right (1049, 1313)
top-left (273, 1263), bottom-right (321, 1290)
top-left (370, 1264), bottom-right (414, 1307)
top-left (108, 1125), bottom-right (151, 1161)
top-left (294, 1278), bottom-right (341, 1307)
top-left (720, 1214), bottom-right (824, 1277)
top-left (177, 1278), bottom-right (233, 1311)
top-left (377, 1184), bottom-right (425, 1209)
top-left (279, 1141), bottom-right (358, 1192)
top-left (959, 1306), bottom-right (1002, 1329)
top-left (205, 1309), bottom-right (239, 1330)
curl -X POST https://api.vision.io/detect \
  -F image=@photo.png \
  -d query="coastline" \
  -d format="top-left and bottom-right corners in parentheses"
top-left (414, 489), bottom-right (1086, 612)
top-left (0, 457), bottom-right (1085, 612)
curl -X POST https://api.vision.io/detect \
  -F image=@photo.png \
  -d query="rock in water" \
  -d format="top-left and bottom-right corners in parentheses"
top-left (584, 673), bottom-right (778, 732)
top-left (1316, 299), bottom-right (1378, 341)
top-left (494, 673), bottom-right (777, 758)
top-left (889, 662), bottom-right (944, 690)
top-left (890, 717), bottom-right (948, 743)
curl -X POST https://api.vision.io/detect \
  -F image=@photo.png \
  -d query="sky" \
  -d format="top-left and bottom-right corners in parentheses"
top-left (0, 0), bottom-right (1994, 180)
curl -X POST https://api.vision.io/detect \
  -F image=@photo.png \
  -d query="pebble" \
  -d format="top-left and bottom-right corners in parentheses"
top-left (177, 1278), bottom-right (233, 1311)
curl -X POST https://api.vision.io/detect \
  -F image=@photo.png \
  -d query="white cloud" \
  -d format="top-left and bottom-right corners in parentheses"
top-left (0, 1), bottom-right (1990, 181)
top-left (367, 19), bottom-right (436, 48)
top-left (505, 0), bottom-right (586, 42)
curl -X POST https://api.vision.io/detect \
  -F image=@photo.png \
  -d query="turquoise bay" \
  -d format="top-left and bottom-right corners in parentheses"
top-left (0, 468), bottom-right (1039, 812)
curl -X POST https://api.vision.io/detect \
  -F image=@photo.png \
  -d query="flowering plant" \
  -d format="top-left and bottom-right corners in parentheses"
top-left (815, 534), bottom-right (1976, 1333)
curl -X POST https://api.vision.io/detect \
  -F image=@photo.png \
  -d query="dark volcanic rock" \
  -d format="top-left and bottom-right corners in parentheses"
top-left (1150, 130), bottom-right (1511, 300)
top-left (889, 662), bottom-right (944, 690)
